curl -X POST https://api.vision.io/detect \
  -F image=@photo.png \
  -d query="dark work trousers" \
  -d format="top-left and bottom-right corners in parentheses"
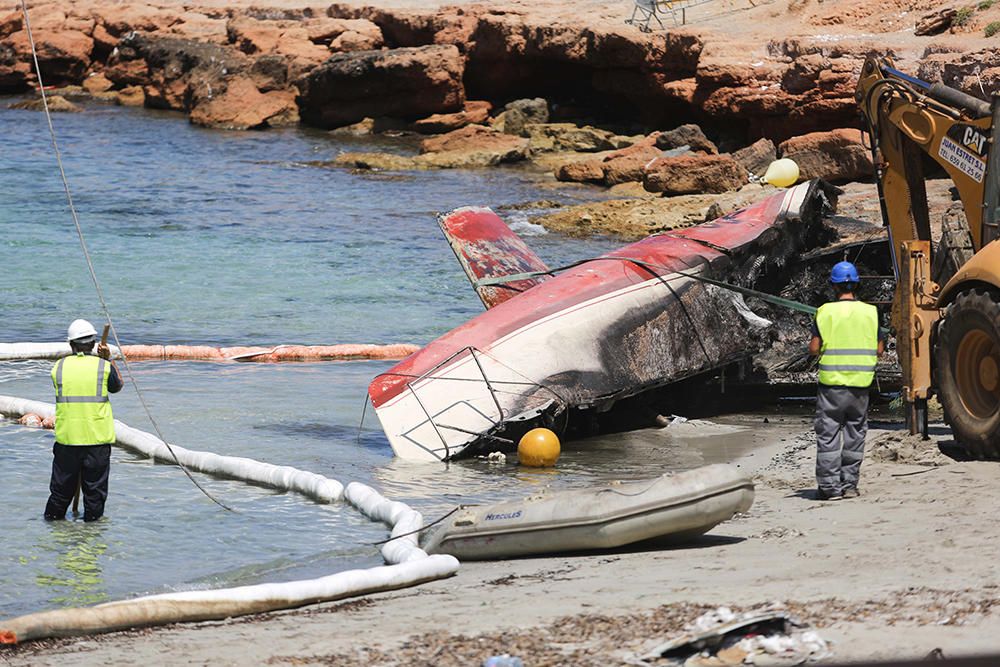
top-left (815, 384), bottom-right (870, 495)
top-left (44, 443), bottom-right (111, 522)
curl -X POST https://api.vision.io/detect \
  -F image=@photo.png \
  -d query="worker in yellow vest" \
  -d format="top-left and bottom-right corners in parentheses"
top-left (44, 319), bottom-right (123, 522)
top-left (808, 262), bottom-right (885, 501)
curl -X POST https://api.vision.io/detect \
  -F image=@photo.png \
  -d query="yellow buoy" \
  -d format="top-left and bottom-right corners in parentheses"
top-left (762, 158), bottom-right (800, 187)
top-left (517, 428), bottom-right (561, 467)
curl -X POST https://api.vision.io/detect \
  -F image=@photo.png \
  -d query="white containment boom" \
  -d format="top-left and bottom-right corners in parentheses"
top-left (0, 395), bottom-right (459, 644)
top-left (0, 395), bottom-right (344, 503)
top-left (0, 556), bottom-right (458, 644)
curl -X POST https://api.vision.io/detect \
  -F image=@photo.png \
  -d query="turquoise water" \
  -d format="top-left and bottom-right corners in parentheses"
top-left (0, 100), bottom-right (780, 619)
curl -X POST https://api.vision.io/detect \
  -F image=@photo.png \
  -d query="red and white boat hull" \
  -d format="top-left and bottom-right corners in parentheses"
top-left (369, 181), bottom-right (835, 461)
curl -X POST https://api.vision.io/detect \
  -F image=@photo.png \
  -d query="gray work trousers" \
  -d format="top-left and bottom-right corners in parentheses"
top-left (815, 384), bottom-right (870, 495)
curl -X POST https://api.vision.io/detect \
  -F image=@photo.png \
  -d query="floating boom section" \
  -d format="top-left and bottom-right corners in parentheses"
top-left (438, 206), bottom-right (551, 309)
top-left (370, 181), bottom-right (836, 462)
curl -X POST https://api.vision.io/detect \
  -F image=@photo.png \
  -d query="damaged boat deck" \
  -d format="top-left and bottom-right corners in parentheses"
top-left (369, 180), bottom-right (895, 461)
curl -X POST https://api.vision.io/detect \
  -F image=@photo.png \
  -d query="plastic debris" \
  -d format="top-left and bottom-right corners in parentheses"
top-left (483, 655), bottom-right (524, 667)
top-left (487, 451), bottom-right (507, 463)
top-left (633, 607), bottom-right (831, 665)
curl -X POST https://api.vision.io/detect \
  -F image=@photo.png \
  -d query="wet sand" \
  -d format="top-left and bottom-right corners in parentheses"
top-left (6, 416), bottom-right (1000, 665)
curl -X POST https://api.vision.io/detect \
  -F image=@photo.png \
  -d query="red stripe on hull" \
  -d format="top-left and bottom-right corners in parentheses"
top-left (369, 187), bottom-right (802, 409)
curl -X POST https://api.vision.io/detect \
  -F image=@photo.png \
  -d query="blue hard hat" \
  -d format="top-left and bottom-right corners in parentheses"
top-left (830, 261), bottom-right (860, 284)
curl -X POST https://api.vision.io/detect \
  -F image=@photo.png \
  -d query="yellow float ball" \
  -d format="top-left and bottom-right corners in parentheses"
top-left (517, 428), bottom-right (561, 467)
top-left (762, 158), bottom-right (800, 187)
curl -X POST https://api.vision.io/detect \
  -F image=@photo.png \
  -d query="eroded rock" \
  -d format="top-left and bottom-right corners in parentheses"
top-left (502, 97), bottom-right (549, 135)
top-left (643, 154), bottom-right (746, 195)
top-left (297, 45), bottom-right (465, 129)
top-left (532, 184), bottom-right (777, 238)
top-left (0, 40), bottom-right (30, 91)
top-left (420, 124), bottom-right (530, 163)
top-left (555, 158), bottom-right (606, 183)
top-left (411, 100), bottom-right (492, 134)
top-left (3, 28), bottom-right (94, 84)
top-left (82, 72), bottom-right (114, 94)
top-left (8, 94), bottom-right (81, 112)
top-left (732, 138), bottom-right (777, 177)
top-left (524, 123), bottom-right (633, 153)
top-left (555, 134), bottom-right (664, 186)
top-left (918, 49), bottom-right (1000, 101)
top-left (915, 7), bottom-right (956, 36)
top-left (603, 141), bottom-right (666, 185)
top-left (115, 85), bottom-right (145, 106)
top-left (655, 123), bottom-right (718, 154)
top-left (779, 129), bottom-right (873, 183)
top-left (189, 78), bottom-right (298, 129)
top-left (111, 33), bottom-right (251, 112)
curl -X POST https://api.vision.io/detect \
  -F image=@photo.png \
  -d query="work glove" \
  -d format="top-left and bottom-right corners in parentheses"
top-left (96, 342), bottom-right (111, 360)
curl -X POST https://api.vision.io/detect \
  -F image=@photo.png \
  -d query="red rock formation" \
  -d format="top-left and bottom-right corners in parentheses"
top-left (1, 8), bottom-right (94, 86)
top-left (732, 138), bottom-right (777, 177)
top-left (555, 134), bottom-right (662, 186)
top-left (556, 159), bottom-right (605, 184)
top-left (419, 124), bottom-right (530, 164)
top-left (918, 48), bottom-right (1000, 99)
top-left (0, 40), bottom-right (31, 90)
top-left (82, 71), bottom-right (113, 93)
top-left (296, 45), bottom-right (465, 129)
top-left (411, 100), bottom-right (492, 134)
top-left (0, 0), bottom-right (985, 148)
top-left (656, 123), bottom-right (718, 154)
top-left (189, 78), bottom-right (298, 129)
top-left (642, 154), bottom-right (746, 195)
top-left (778, 129), bottom-right (873, 183)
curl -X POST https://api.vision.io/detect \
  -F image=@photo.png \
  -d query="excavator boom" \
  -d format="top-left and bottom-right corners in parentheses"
top-left (855, 56), bottom-right (1000, 454)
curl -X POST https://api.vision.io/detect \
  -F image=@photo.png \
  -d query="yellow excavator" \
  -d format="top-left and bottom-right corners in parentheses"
top-left (856, 56), bottom-right (1000, 456)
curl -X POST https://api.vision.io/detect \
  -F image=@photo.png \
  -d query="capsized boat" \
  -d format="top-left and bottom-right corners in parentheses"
top-left (420, 463), bottom-right (754, 560)
top-left (369, 180), bottom-right (837, 461)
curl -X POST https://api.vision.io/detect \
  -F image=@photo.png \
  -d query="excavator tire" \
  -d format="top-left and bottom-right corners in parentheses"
top-left (932, 204), bottom-right (975, 288)
top-left (936, 288), bottom-right (1000, 458)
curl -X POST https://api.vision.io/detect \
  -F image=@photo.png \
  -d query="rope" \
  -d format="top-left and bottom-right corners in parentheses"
top-left (477, 255), bottom-right (818, 315)
top-left (369, 504), bottom-right (476, 545)
top-left (19, 0), bottom-right (233, 512)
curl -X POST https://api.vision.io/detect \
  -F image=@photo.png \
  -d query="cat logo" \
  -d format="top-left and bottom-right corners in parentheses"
top-left (963, 126), bottom-right (988, 156)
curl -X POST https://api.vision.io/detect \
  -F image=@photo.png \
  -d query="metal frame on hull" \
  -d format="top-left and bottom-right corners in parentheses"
top-left (370, 181), bottom-right (834, 461)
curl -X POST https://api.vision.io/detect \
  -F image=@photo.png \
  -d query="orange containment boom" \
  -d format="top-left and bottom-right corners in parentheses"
top-left (0, 343), bottom-right (420, 363)
top-left (120, 343), bottom-right (421, 362)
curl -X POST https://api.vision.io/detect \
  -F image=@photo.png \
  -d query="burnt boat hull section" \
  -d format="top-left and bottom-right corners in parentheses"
top-left (369, 180), bottom-right (838, 461)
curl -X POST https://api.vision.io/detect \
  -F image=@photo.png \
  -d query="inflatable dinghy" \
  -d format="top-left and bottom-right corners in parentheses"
top-left (420, 463), bottom-right (753, 560)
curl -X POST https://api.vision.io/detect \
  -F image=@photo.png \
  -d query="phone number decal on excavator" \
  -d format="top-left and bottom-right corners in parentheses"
top-left (940, 135), bottom-right (986, 183)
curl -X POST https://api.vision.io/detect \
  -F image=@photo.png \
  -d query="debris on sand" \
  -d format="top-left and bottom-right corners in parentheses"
top-left (867, 431), bottom-right (955, 467)
top-left (634, 606), bottom-right (830, 666)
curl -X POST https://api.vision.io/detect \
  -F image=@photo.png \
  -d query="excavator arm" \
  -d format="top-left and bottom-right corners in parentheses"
top-left (856, 57), bottom-right (995, 252)
top-left (855, 56), bottom-right (1000, 453)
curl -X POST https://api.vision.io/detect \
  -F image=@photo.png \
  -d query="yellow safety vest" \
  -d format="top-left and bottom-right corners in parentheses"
top-left (815, 300), bottom-right (879, 388)
top-left (51, 353), bottom-right (115, 445)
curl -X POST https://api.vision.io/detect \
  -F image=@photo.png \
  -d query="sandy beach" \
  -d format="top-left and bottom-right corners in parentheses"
top-left (4, 414), bottom-right (999, 666)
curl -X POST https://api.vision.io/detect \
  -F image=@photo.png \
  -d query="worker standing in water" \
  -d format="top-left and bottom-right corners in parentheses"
top-left (44, 319), bottom-right (123, 522)
top-left (808, 262), bottom-right (885, 501)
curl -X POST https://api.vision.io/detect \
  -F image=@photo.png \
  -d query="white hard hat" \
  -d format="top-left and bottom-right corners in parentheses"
top-left (67, 319), bottom-right (98, 342)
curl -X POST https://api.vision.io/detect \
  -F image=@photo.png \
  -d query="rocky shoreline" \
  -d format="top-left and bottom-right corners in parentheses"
top-left (3, 1), bottom-right (998, 238)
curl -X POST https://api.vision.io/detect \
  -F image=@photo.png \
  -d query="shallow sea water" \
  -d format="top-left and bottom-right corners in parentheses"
top-left (0, 100), bottom-right (795, 619)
